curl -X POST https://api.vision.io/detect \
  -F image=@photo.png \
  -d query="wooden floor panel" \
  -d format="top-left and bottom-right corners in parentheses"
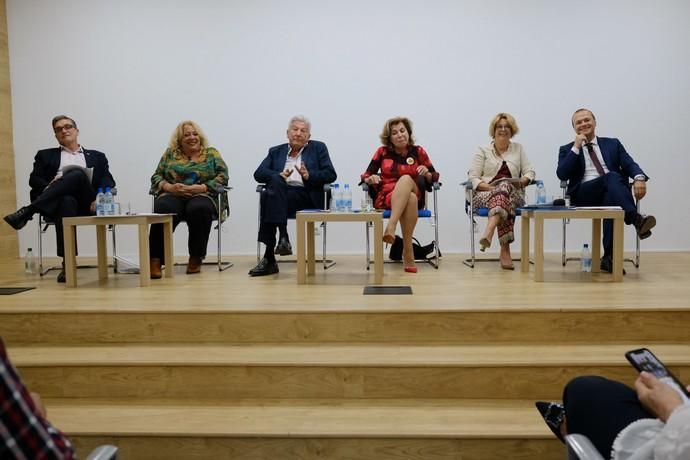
top-left (1, 253), bottom-right (689, 312)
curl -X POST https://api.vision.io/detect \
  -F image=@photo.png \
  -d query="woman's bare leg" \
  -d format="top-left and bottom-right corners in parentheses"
top-left (384, 175), bottom-right (418, 243)
top-left (481, 215), bottom-right (500, 246)
top-left (400, 191), bottom-right (419, 268)
top-left (500, 242), bottom-right (513, 268)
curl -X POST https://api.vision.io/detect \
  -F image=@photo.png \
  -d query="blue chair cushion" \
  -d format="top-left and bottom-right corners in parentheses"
top-left (382, 209), bottom-right (432, 219)
top-left (473, 207), bottom-right (522, 217)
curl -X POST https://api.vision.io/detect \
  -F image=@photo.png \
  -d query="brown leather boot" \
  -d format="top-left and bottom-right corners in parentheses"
top-left (150, 258), bottom-right (162, 279)
top-left (186, 256), bottom-right (202, 274)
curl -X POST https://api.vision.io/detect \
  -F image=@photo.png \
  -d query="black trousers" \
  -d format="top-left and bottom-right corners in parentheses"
top-left (563, 375), bottom-right (653, 458)
top-left (31, 169), bottom-right (95, 258)
top-left (570, 172), bottom-right (638, 257)
top-left (149, 194), bottom-right (215, 262)
top-left (258, 181), bottom-right (317, 249)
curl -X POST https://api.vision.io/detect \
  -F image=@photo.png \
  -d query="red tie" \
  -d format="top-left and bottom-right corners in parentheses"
top-left (585, 143), bottom-right (605, 176)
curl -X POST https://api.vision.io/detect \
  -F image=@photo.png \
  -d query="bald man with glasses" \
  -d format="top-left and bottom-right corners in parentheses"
top-left (4, 115), bottom-right (116, 282)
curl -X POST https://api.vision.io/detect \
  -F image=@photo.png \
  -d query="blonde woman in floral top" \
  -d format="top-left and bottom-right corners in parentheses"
top-left (148, 120), bottom-right (229, 278)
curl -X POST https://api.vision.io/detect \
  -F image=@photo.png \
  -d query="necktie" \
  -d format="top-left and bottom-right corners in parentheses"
top-left (585, 143), bottom-right (605, 176)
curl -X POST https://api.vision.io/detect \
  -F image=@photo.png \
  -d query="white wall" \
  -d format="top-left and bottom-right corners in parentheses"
top-left (7, 0), bottom-right (690, 258)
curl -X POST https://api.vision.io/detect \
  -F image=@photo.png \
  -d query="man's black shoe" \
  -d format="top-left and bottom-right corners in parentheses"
top-left (275, 236), bottom-right (293, 256)
top-left (600, 256), bottom-right (626, 275)
top-left (248, 257), bottom-right (279, 277)
top-left (3, 206), bottom-right (34, 230)
top-left (57, 261), bottom-right (66, 283)
top-left (633, 214), bottom-right (656, 238)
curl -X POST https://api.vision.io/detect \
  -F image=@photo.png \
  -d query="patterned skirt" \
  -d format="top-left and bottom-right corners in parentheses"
top-left (471, 182), bottom-right (525, 245)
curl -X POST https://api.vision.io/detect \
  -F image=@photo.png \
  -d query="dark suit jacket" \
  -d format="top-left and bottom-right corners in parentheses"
top-left (254, 140), bottom-right (337, 209)
top-left (29, 147), bottom-right (116, 202)
top-left (556, 136), bottom-right (647, 196)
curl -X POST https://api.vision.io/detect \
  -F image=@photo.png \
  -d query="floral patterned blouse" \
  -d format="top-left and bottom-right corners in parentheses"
top-left (150, 146), bottom-right (229, 214)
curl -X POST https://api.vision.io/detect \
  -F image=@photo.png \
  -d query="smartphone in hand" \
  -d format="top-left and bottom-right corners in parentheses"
top-left (625, 348), bottom-right (690, 402)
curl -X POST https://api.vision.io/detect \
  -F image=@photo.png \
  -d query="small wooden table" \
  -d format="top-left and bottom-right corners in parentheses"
top-left (520, 208), bottom-right (625, 282)
top-left (62, 214), bottom-right (174, 287)
top-left (296, 211), bottom-right (384, 285)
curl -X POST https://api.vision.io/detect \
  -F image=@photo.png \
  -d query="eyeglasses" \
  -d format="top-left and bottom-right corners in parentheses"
top-left (496, 124), bottom-right (511, 130)
top-left (53, 124), bottom-right (75, 133)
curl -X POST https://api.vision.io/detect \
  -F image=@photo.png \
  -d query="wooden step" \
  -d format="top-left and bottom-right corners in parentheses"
top-left (2, 308), bottom-right (690, 345)
top-left (12, 343), bottom-right (690, 400)
top-left (49, 398), bottom-right (564, 460)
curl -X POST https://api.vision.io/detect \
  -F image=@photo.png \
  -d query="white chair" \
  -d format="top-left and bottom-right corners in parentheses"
top-left (86, 444), bottom-right (119, 460)
top-left (362, 180), bottom-right (441, 269)
top-left (565, 434), bottom-right (605, 460)
top-left (255, 183), bottom-right (335, 270)
top-left (560, 180), bottom-right (640, 268)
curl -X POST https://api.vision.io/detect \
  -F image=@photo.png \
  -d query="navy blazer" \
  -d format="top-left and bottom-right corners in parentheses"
top-left (254, 140), bottom-right (337, 209)
top-left (29, 147), bottom-right (116, 202)
top-left (556, 137), bottom-right (647, 196)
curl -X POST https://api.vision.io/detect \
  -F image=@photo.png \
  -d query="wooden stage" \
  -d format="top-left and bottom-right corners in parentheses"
top-left (1, 252), bottom-right (689, 460)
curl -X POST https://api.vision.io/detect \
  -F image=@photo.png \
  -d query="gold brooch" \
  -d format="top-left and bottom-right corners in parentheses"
top-left (406, 157), bottom-right (414, 165)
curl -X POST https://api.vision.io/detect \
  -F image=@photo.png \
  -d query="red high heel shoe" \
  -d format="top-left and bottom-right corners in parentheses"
top-left (404, 266), bottom-right (418, 273)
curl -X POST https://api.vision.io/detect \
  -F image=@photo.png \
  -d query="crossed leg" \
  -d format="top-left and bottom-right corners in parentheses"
top-left (383, 175), bottom-right (419, 269)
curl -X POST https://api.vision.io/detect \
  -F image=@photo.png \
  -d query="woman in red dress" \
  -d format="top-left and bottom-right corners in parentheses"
top-left (361, 117), bottom-right (439, 273)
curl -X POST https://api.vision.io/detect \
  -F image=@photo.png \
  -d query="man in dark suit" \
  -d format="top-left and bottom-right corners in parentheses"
top-left (557, 108), bottom-right (655, 273)
top-left (4, 115), bottom-right (116, 282)
top-left (249, 115), bottom-right (337, 277)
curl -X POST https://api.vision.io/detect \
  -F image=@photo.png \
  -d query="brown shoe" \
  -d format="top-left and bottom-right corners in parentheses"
top-left (150, 258), bottom-right (162, 279)
top-left (186, 256), bottom-right (202, 274)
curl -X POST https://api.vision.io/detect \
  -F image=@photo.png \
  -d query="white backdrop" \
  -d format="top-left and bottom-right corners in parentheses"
top-left (7, 0), bottom-right (690, 258)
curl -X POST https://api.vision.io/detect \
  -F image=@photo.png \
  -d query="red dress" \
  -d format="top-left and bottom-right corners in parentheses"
top-left (361, 145), bottom-right (439, 209)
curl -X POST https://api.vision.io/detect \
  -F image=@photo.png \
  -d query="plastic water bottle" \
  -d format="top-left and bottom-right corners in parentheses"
top-left (331, 184), bottom-right (340, 212)
top-left (343, 184), bottom-right (352, 212)
top-left (24, 248), bottom-right (36, 274)
top-left (581, 244), bottom-right (592, 272)
top-left (96, 188), bottom-right (105, 216)
top-left (536, 180), bottom-right (546, 205)
top-left (104, 187), bottom-right (114, 215)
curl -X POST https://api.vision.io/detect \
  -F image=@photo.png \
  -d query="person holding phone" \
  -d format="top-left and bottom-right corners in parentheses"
top-left (467, 113), bottom-right (535, 270)
top-left (249, 115), bottom-right (337, 277)
top-left (536, 372), bottom-right (690, 459)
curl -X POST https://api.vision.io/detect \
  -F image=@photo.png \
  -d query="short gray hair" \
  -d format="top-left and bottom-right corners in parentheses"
top-left (288, 115), bottom-right (311, 132)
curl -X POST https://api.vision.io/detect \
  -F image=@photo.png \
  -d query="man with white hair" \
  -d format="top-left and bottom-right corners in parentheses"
top-left (249, 116), bottom-right (337, 277)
